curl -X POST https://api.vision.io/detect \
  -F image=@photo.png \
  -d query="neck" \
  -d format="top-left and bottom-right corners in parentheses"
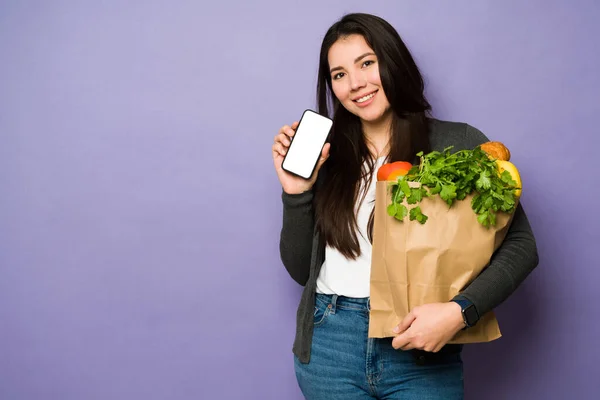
top-left (362, 111), bottom-right (393, 158)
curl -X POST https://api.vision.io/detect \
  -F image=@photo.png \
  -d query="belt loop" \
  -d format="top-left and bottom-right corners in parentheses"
top-left (329, 294), bottom-right (338, 314)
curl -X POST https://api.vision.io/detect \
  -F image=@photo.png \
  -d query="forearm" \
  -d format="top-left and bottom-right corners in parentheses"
top-left (279, 189), bottom-right (316, 286)
top-left (453, 203), bottom-right (539, 315)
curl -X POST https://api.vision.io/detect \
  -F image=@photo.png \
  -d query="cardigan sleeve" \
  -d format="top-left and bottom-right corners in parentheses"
top-left (450, 124), bottom-right (540, 316)
top-left (279, 189), bottom-right (316, 286)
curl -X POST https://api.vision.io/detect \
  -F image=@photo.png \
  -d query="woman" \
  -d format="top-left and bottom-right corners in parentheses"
top-left (272, 13), bottom-right (538, 400)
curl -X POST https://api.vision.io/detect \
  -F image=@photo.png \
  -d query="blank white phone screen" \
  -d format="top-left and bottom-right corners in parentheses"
top-left (282, 111), bottom-right (333, 179)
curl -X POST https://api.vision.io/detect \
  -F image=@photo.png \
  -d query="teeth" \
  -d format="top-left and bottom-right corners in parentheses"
top-left (356, 92), bottom-right (375, 103)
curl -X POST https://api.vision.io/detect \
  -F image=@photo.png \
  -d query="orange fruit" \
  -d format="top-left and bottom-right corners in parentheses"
top-left (377, 161), bottom-right (413, 181)
top-left (388, 168), bottom-right (409, 180)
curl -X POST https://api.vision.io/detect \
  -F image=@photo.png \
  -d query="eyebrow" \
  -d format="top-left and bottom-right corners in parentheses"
top-left (329, 52), bottom-right (376, 73)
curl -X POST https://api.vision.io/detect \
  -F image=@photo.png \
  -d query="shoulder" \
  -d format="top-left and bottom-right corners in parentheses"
top-left (427, 117), bottom-right (490, 152)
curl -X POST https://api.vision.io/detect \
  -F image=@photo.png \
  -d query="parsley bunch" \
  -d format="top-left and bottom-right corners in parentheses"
top-left (386, 146), bottom-right (519, 227)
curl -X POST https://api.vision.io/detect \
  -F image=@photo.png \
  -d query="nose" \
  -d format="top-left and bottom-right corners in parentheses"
top-left (349, 72), bottom-right (366, 91)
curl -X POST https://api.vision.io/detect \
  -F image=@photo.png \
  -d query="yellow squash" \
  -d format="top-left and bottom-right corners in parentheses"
top-left (496, 160), bottom-right (522, 198)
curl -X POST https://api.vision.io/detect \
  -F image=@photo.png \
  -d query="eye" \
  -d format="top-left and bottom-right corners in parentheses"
top-left (362, 60), bottom-right (375, 68)
top-left (332, 72), bottom-right (345, 80)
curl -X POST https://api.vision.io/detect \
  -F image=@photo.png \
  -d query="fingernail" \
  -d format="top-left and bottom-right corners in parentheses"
top-left (392, 326), bottom-right (400, 333)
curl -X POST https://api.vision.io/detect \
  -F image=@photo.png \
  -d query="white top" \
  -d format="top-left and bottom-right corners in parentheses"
top-left (316, 157), bottom-right (385, 298)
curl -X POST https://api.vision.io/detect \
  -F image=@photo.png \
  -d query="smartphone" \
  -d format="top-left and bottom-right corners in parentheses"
top-left (281, 109), bottom-right (333, 180)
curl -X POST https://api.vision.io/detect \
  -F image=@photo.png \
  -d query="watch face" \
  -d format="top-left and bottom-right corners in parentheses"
top-left (464, 305), bottom-right (479, 326)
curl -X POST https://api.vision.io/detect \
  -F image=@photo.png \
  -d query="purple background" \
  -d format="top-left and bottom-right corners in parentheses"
top-left (1, 1), bottom-right (598, 399)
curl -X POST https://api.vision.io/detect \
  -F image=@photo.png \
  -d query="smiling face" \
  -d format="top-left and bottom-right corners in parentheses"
top-left (328, 34), bottom-right (392, 124)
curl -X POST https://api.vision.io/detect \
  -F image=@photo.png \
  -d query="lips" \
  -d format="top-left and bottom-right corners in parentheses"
top-left (353, 90), bottom-right (378, 103)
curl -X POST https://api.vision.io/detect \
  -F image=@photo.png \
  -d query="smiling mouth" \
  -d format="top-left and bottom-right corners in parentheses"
top-left (354, 91), bottom-right (377, 103)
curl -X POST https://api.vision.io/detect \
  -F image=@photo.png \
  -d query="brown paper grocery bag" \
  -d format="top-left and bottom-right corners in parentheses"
top-left (368, 181), bottom-right (515, 343)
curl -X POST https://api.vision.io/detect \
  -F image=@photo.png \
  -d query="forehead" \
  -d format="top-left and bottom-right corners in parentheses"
top-left (328, 34), bottom-right (374, 66)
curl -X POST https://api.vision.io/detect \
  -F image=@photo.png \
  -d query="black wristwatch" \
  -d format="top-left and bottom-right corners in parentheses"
top-left (451, 298), bottom-right (479, 329)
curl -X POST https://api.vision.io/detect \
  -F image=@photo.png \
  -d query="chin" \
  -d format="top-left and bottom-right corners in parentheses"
top-left (355, 107), bottom-right (390, 123)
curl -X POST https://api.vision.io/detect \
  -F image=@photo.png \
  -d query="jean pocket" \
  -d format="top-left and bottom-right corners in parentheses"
top-left (313, 299), bottom-right (330, 327)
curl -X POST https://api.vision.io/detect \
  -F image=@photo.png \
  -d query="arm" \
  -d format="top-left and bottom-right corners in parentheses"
top-left (272, 121), bottom-right (330, 286)
top-left (455, 205), bottom-right (539, 316)
top-left (452, 200), bottom-right (539, 315)
top-left (451, 124), bottom-right (540, 316)
top-left (392, 123), bottom-right (539, 352)
top-left (279, 190), bottom-right (316, 286)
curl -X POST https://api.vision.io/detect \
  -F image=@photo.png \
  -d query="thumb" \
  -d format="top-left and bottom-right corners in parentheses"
top-left (315, 143), bottom-right (330, 171)
top-left (393, 312), bottom-right (416, 334)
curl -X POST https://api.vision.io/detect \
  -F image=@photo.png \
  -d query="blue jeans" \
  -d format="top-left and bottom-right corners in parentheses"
top-left (294, 294), bottom-right (464, 400)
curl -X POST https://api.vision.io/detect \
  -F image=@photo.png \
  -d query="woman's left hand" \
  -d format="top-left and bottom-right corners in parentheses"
top-left (391, 302), bottom-right (465, 353)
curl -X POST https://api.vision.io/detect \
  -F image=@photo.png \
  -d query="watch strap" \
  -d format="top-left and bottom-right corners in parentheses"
top-left (450, 297), bottom-right (479, 328)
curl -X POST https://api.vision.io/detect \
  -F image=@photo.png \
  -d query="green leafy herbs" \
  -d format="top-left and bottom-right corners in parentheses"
top-left (386, 146), bottom-right (519, 227)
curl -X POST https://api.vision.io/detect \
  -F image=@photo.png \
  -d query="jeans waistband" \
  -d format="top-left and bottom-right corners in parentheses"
top-left (315, 293), bottom-right (370, 311)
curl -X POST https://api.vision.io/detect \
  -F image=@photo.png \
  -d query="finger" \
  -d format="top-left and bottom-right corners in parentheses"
top-left (392, 332), bottom-right (410, 350)
top-left (279, 125), bottom-right (290, 134)
top-left (393, 312), bottom-right (416, 334)
top-left (285, 125), bottom-right (296, 137)
top-left (277, 125), bottom-right (289, 140)
top-left (279, 124), bottom-right (294, 135)
top-left (274, 133), bottom-right (291, 148)
top-left (278, 133), bottom-right (291, 147)
top-left (272, 142), bottom-right (287, 158)
top-left (291, 121), bottom-right (299, 130)
top-left (400, 342), bottom-right (416, 351)
top-left (276, 143), bottom-right (287, 157)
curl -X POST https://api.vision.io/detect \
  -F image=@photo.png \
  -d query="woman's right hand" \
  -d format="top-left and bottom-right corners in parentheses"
top-left (272, 121), bottom-right (330, 195)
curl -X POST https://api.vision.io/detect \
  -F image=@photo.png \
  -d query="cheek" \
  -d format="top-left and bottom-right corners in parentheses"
top-left (368, 69), bottom-right (389, 104)
top-left (367, 68), bottom-right (382, 86)
top-left (331, 82), bottom-right (349, 102)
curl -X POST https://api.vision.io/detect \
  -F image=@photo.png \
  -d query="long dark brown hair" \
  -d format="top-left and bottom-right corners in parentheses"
top-left (314, 13), bottom-right (432, 259)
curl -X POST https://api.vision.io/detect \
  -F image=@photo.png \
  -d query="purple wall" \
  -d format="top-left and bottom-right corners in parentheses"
top-left (1, 1), bottom-right (598, 399)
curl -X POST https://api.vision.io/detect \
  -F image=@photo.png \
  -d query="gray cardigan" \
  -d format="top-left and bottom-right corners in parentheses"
top-left (279, 118), bottom-right (539, 364)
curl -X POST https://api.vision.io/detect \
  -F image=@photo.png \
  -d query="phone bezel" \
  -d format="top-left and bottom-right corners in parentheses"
top-left (281, 109), bottom-right (333, 180)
